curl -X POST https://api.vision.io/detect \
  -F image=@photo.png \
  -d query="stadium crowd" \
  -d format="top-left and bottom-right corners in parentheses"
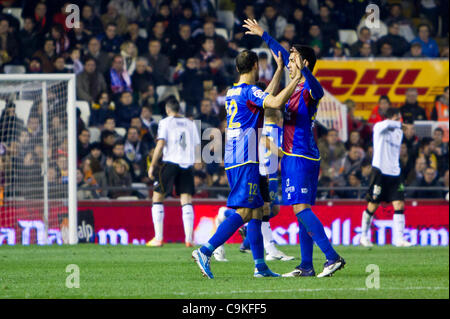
top-left (0, 0), bottom-right (448, 200)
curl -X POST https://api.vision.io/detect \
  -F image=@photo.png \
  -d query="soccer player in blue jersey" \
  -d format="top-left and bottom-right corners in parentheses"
top-left (192, 49), bottom-right (303, 278)
top-left (243, 19), bottom-right (345, 278)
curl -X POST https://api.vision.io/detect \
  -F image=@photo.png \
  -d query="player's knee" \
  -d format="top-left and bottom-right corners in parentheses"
top-left (236, 208), bottom-right (253, 223)
top-left (180, 194), bottom-right (192, 206)
top-left (251, 207), bottom-right (263, 220)
top-left (392, 201), bottom-right (404, 211)
top-left (153, 191), bottom-right (165, 202)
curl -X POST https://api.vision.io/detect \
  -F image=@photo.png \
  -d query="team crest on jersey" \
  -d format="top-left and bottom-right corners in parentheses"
top-left (252, 88), bottom-right (265, 99)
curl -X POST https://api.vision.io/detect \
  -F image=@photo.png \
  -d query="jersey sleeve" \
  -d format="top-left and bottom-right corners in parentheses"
top-left (247, 85), bottom-right (270, 108)
top-left (157, 119), bottom-right (168, 141)
top-left (262, 31), bottom-right (290, 67)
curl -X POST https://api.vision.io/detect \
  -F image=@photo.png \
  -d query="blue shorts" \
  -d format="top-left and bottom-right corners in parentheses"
top-left (226, 163), bottom-right (264, 209)
top-left (268, 176), bottom-right (281, 206)
top-left (281, 155), bottom-right (320, 206)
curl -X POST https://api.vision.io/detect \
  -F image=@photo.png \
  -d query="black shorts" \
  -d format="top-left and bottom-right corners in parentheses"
top-left (153, 162), bottom-right (195, 196)
top-left (259, 175), bottom-right (271, 203)
top-left (365, 167), bottom-right (405, 203)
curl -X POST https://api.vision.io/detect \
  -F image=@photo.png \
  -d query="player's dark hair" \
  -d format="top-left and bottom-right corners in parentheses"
top-left (165, 95), bottom-right (180, 113)
top-left (385, 107), bottom-right (400, 119)
top-left (434, 127), bottom-right (444, 134)
top-left (291, 44), bottom-right (317, 71)
top-left (236, 50), bottom-right (258, 74)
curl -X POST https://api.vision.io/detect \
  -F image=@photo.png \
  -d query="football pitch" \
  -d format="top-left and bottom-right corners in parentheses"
top-left (0, 244), bottom-right (448, 299)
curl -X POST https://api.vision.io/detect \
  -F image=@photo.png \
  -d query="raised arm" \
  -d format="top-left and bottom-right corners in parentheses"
top-left (374, 119), bottom-right (402, 134)
top-left (243, 19), bottom-right (290, 67)
top-left (302, 67), bottom-right (324, 101)
top-left (264, 51), bottom-right (284, 95)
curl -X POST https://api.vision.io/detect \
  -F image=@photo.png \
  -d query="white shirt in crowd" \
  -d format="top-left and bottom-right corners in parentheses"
top-left (372, 119), bottom-right (403, 176)
top-left (157, 116), bottom-right (201, 168)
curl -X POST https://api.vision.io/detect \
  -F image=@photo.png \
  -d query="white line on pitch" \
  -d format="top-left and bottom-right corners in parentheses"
top-left (171, 286), bottom-right (449, 296)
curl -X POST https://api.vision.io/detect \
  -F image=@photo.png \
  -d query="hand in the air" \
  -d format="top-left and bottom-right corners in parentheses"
top-left (242, 19), bottom-right (264, 37)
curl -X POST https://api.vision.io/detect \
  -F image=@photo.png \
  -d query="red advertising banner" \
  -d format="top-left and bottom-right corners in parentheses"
top-left (1, 200), bottom-right (448, 246)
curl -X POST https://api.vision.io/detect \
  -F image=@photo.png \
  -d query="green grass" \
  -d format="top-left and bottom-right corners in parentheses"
top-left (0, 244), bottom-right (448, 299)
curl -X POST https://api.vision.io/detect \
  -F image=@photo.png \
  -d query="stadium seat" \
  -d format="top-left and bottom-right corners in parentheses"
top-left (76, 101), bottom-right (91, 126)
top-left (14, 100), bottom-right (33, 123)
top-left (217, 10), bottom-right (234, 31)
top-left (156, 85), bottom-right (180, 104)
top-left (2, 7), bottom-right (23, 28)
top-left (116, 196), bottom-right (139, 200)
top-left (338, 30), bottom-right (358, 45)
top-left (88, 127), bottom-right (101, 143)
top-left (131, 183), bottom-right (149, 198)
top-left (3, 65), bottom-right (26, 74)
top-left (115, 127), bottom-right (126, 137)
top-left (215, 27), bottom-right (229, 40)
top-left (252, 48), bottom-right (273, 65)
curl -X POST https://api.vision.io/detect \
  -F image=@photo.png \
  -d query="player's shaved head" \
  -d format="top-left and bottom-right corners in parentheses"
top-left (236, 50), bottom-right (258, 74)
top-left (165, 95), bottom-right (181, 114)
top-left (291, 44), bottom-right (317, 71)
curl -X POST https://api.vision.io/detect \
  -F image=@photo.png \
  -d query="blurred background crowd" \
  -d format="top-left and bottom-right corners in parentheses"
top-left (0, 0), bottom-right (448, 200)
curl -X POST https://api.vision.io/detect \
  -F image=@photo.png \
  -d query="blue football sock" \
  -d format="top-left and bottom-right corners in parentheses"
top-left (243, 233), bottom-right (250, 249)
top-left (224, 208), bottom-right (235, 218)
top-left (296, 208), bottom-right (339, 262)
top-left (200, 212), bottom-right (243, 257)
top-left (298, 222), bottom-right (314, 269)
top-left (247, 219), bottom-right (268, 272)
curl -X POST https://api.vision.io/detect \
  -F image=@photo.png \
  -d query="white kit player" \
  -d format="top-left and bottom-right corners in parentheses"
top-left (147, 96), bottom-right (201, 247)
top-left (360, 108), bottom-right (413, 247)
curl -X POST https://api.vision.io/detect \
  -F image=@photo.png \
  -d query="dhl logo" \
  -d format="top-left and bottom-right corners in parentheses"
top-left (313, 60), bottom-right (449, 103)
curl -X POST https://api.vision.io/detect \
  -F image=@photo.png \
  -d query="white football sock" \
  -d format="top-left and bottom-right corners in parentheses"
top-left (152, 203), bottom-right (164, 241)
top-left (182, 204), bottom-right (194, 243)
top-left (361, 210), bottom-right (374, 239)
top-left (393, 213), bottom-right (405, 245)
top-left (261, 221), bottom-right (278, 256)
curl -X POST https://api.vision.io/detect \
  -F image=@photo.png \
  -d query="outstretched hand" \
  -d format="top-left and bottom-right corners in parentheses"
top-left (243, 19), bottom-right (264, 37)
top-left (272, 50), bottom-right (284, 70)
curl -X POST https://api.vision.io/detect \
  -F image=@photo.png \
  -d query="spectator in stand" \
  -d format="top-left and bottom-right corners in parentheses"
top-left (378, 42), bottom-right (394, 57)
top-left (124, 126), bottom-right (149, 183)
top-left (306, 24), bottom-right (324, 58)
top-left (31, 2), bottom-right (50, 39)
top-left (195, 98), bottom-right (220, 133)
top-left (403, 42), bottom-right (426, 58)
top-left (149, 20), bottom-right (171, 55)
top-left (368, 95), bottom-right (391, 125)
top-left (84, 142), bottom-right (106, 171)
top-left (336, 145), bottom-right (364, 186)
top-left (278, 24), bottom-right (299, 46)
top-left (317, 129), bottom-right (347, 179)
top-left (144, 39), bottom-right (170, 86)
top-left (0, 17), bottom-right (19, 67)
top-left (411, 24), bottom-right (439, 58)
top-left (114, 91), bottom-right (141, 129)
top-left (140, 105), bottom-right (158, 139)
top-left (131, 57), bottom-right (154, 100)
top-left (356, 11), bottom-right (388, 41)
top-left (77, 128), bottom-right (91, 163)
top-left (360, 158), bottom-right (372, 187)
top-left (18, 17), bottom-right (39, 64)
top-left (68, 21), bottom-right (90, 51)
top-left (354, 42), bottom-right (374, 58)
top-left (89, 92), bottom-right (115, 127)
top-left (406, 155), bottom-right (427, 185)
top-left (431, 128), bottom-right (449, 176)
top-left (408, 166), bottom-right (445, 199)
top-left (47, 23), bottom-right (70, 55)
top-left (377, 21), bottom-right (410, 57)
top-left (175, 3), bottom-right (201, 36)
top-left (316, 4), bottom-right (339, 52)
top-left (109, 0), bottom-right (139, 22)
top-left (327, 41), bottom-right (347, 58)
top-left (400, 142), bottom-right (414, 181)
top-left (130, 116), bottom-right (155, 151)
top-left (52, 2), bottom-right (72, 32)
top-left (350, 27), bottom-right (376, 57)
top-left (400, 88), bottom-right (427, 123)
top-left (97, 23), bottom-right (123, 56)
top-left (173, 56), bottom-right (204, 116)
top-left (430, 86), bottom-right (449, 121)
top-left (123, 21), bottom-right (148, 56)
top-left (105, 55), bottom-right (132, 97)
top-left (53, 55), bottom-right (69, 73)
top-left (101, 2), bottom-right (128, 36)
top-left (197, 37), bottom-right (216, 68)
top-left (76, 58), bottom-right (107, 104)
top-left (440, 42), bottom-right (449, 58)
top-left (338, 170), bottom-right (364, 199)
top-left (257, 52), bottom-right (273, 87)
top-left (288, 7), bottom-right (311, 44)
top-left (169, 23), bottom-right (197, 66)
top-left (385, 3), bottom-right (415, 42)
top-left (32, 38), bottom-right (56, 73)
top-left (100, 129), bottom-right (117, 157)
top-left (344, 99), bottom-right (371, 142)
top-left (233, 3), bottom-right (263, 49)
top-left (193, 171), bottom-right (209, 198)
top-left (120, 41), bottom-right (138, 76)
top-left (419, 137), bottom-right (438, 171)
top-left (81, 4), bottom-right (104, 36)
top-left (85, 37), bottom-right (111, 75)
top-left (258, 3), bottom-right (287, 40)
top-left (210, 168), bottom-right (229, 199)
top-left (105, 158), bottom-right (133, 199)
top-left (402, 123), bottom-right (420, 159)
top-left (193, 21), bottom-right (228, 58)
top-left (66, 48), bottom-right (84, 74)
top-left (345, 131), bottom-right (365, 150)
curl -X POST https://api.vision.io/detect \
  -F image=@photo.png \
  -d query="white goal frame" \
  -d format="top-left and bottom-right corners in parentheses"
top-left (0, 74), bottom-right (78, 244)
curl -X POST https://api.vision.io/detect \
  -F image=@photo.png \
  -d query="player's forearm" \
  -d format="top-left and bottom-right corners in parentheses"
top-left (262, 31), bottom-right (289, 67)
top-left (150, 140), bottom-right (164, 167)
top-left (266, 75), bottom-right (300, 109)
top-left (264, 68), bottom-right (283, 95)
top-left (301, 67), bottom-right (324, 100)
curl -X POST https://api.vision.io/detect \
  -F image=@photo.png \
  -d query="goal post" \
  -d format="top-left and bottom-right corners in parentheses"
top-left (0, 74), bottom-right (77, 245)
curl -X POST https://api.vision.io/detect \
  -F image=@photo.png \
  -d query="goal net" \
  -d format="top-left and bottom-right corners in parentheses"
top-left (316, 88), bottom-right (348, 142)
top-left (0, 74), bottom-right (77, 245)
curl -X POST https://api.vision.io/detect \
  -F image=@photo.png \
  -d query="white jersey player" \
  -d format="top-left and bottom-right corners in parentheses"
top-left (360, 108), bottom-right (413, 247)
top-left (147, 97), bottom-right (201, 247)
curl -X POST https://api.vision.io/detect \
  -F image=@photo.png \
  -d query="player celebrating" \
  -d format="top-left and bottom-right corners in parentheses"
top-left (192, 49), bottom-right (303, 278)
top-left (360, 108), bottom-right (413, 247)
top-left (244, 19), bottom-right (345, 278)
top-left (147, 97), bottom-right (201, 247)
